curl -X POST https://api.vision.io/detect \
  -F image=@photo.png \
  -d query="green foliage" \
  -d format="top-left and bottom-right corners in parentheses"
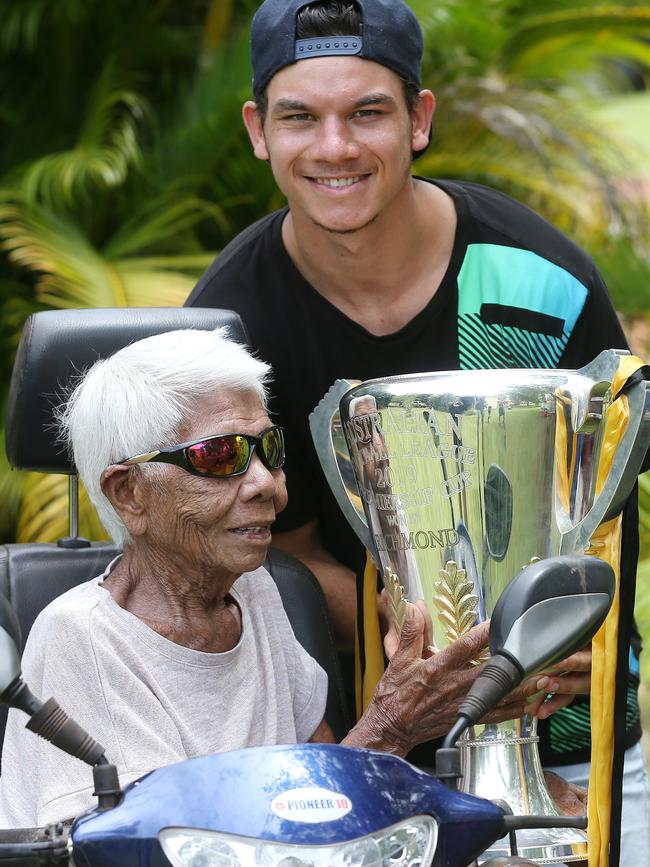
top-left (415, 0), bottom-right (650, 277)
top-left (597, 237), bottom-right (650, 315)
top-left (1, 0), bottom-right (650, 542)
top-left (21, 69), bottom-right (146, 210)
top-left (639, 474), bottom-right (650, 560)
top-left (634, 556), bottom-right (650, 727)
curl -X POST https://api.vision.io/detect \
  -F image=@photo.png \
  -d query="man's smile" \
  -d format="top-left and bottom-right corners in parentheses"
top-left (308, 174), bottom-right (370, 190)
top-left (313, 175), bottom-right (363, 187)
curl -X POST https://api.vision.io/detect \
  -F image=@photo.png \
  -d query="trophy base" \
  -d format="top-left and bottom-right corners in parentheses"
top-left (479, 826), bottom-right (588, 864)
top-left (458, 722), bottom-right (589, 865)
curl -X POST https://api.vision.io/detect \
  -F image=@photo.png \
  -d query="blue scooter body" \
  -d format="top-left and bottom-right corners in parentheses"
top-left (71, 744), bottom-right (505, 867)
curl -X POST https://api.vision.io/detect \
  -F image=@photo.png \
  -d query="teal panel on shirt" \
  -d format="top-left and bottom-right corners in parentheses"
top-left (457, 243), bottom-right (588, 370)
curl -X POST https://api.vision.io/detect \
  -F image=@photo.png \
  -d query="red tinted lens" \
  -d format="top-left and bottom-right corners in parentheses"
top-left (186, 435), bottom-right (249, 476)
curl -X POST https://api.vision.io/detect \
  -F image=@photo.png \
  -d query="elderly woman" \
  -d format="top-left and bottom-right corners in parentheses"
top-left (0, 328), bottom-right (580, 827)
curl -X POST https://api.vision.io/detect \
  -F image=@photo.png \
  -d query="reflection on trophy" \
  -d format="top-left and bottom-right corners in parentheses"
top-left (310, 350), bottom-right (650, 864)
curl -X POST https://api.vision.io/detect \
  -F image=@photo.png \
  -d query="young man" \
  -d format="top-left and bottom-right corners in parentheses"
top-left (186, 2), bottom-right (648, 863)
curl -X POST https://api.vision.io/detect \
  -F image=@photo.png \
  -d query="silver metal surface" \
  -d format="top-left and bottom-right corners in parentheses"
top-left (68, 474), bottom-right (79, 539)
top-left (310, 349), bottom-right (650, 864)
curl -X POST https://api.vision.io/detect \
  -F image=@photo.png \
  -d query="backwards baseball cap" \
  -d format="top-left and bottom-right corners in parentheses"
top-left (250, 0), bottom-right (424, 97)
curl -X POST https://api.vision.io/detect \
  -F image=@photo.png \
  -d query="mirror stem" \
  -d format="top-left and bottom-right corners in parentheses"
top-left (2, 677), bottom-right (43, 718)
top-left (455, 655), bottom-right (522, 729)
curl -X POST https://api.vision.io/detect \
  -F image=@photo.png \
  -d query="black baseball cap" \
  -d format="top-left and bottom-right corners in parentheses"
top-left (250, 0), bottom-right (424, 97)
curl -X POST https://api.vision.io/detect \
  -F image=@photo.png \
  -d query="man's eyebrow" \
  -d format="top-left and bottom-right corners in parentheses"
top-left (353, 93), bottom-right (397, 108)
top-left (272, 99), bottom-right (311, 113)
top-left (270, 93), bottom-right (397, 114)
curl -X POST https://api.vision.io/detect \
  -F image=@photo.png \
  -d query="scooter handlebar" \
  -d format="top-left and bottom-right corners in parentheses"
top-left (0, 827), bottom-right (69, 864)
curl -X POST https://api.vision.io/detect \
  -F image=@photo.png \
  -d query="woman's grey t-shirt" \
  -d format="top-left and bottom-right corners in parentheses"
top-left (0, 561), bottom-right (328, 826)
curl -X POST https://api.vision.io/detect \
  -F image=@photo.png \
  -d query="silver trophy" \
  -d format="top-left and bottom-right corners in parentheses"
top-left (310, 349), bottom-right (650, 864)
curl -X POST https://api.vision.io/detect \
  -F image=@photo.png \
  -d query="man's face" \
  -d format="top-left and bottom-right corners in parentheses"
top-left (244, 56), bottom-right (431, 235)
top-left (141, 389), bottom-right (288, 586)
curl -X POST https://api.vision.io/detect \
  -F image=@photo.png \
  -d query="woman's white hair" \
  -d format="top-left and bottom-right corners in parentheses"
top-left (57, 327), bottom-right (271, 547)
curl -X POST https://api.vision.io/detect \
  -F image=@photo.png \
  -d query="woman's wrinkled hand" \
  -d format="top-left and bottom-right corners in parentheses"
top-left (381, 593), bottom-right (593, 723)
top-left (543, 771), bottom-right (587, 816)
top-left (344, 602), bottom-right (543, 756)
top-left (380, 591), bottom-right (434, 657)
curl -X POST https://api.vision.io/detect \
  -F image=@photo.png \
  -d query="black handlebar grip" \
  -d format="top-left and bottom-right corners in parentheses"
top-left (26, 697), bottom-right (106, 766)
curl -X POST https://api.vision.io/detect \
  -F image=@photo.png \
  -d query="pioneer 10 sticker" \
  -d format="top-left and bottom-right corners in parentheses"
top-left (271, 787), bottom-right (352, 822)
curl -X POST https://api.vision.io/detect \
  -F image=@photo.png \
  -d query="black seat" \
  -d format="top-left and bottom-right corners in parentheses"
top-left (1, 307), bottom-right (349, 753)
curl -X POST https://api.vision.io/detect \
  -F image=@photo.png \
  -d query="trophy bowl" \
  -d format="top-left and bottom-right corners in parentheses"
top-left (310, 350), bottom-right (650, 863)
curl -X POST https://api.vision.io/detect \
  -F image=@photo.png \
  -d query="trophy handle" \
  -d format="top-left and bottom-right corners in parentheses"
top-left (561, 349), bottom-right (650, 553)
top-left (309, 380), bottom-right (379, 563)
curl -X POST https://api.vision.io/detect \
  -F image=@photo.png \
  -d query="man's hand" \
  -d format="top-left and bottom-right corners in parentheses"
top-left (526, 646), bottom-right (592, 719)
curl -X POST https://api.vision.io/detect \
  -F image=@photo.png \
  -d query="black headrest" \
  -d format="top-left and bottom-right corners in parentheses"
top-left (5, 307), bottom-right (249, 474)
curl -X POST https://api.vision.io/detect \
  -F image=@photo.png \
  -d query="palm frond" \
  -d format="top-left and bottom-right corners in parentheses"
top-left (507, 36), bottom-right (650, 87)
top-left (19, 61), bottom-right (147, 208)
top-left (199, 0), bottom-right (234, 68)
top-left (16, 473), bottom-right (108, 543)
top-left (104, 192), bottom-right (227, 259)
top-left (0, 0), bottom-right (84, 52)
top-left (117, 254), bottom-right (216, 271)
top-left (0, 199), bottom-right (210, 310)
top-left (114, 263), bottom-right (201, 308)
top-left (412, 0), bottom-right (506, 82)
top-left (504, 5), bottom-right (650, 72)
top-left (0, 441), bottom-right (25, 544)
top-left (421, 71), bottom-right (647, 248)
top-left (148, 32), bottom-right (253, 192)
top-left (0, 202), bottom-right (124, 307)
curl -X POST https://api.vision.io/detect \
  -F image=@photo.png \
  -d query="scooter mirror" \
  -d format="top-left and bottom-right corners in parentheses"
top-left (489, 554), bottom-right (614, 677)
top-left (443, 554), bottom-right (615, 745)
top-left (0, 594), bottom-right (22, 697)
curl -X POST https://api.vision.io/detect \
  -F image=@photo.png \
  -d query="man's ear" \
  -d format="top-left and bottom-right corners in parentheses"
top-left (100, 465), bottom-right (147, 536)
top-left (411, 89), bottom-right (436, 154)
top-left (242, 101), bottom-right (270, 161)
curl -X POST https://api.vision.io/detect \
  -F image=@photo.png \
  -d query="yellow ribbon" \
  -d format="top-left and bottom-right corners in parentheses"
top-left (586, 354), bottom-right (646, 867)
top-left (356, 554), bottom-right (384, 718)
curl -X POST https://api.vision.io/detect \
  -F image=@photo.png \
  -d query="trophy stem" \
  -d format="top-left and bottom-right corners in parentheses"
top-left (457, 717), bottom-right (587, 863)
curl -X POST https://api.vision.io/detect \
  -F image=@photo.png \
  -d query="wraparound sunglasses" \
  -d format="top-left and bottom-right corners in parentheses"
top-left (121, 425), bottom-right (285, 479)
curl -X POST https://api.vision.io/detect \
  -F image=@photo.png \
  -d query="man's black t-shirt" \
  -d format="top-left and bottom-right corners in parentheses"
top-left (186, 178), bottom-right (642, 762)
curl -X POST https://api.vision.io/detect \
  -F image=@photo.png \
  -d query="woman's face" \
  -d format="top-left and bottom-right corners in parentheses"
top-left (142, 389), bottom-right (287, 586)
